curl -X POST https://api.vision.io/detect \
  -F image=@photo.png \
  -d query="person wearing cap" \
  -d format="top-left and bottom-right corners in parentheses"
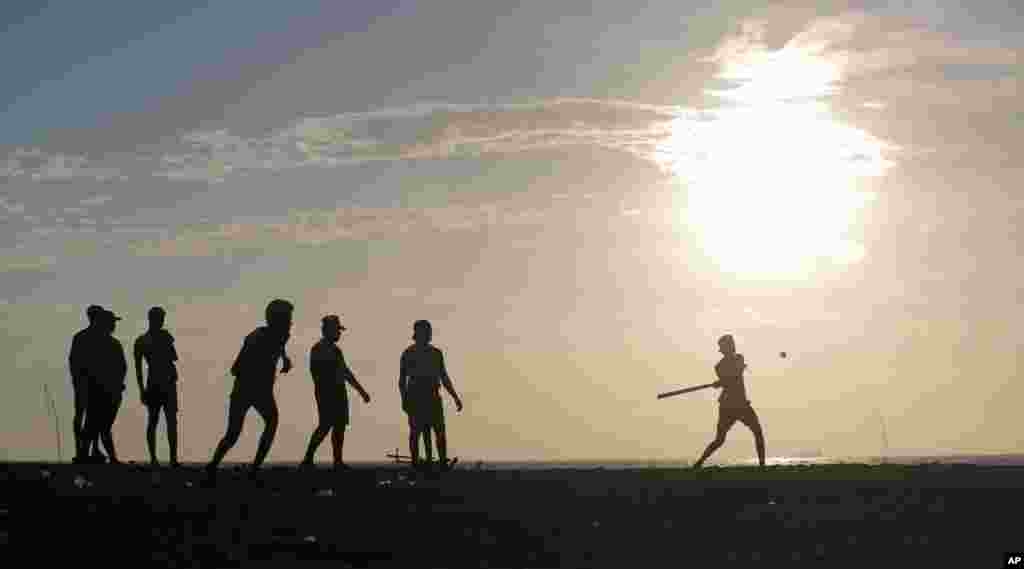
top-left (82, 309), bottom-right (128, 464)
top-left (692, 334), bottom-right (766, 469)
top-left (300, 315), bottom-right (370, 469)
top-left (134, 306), bottom-right (181, 467)
top-left (399, 320), bottom-right (463, 472)
top-left (206, 298), bottom-right (295, 480)
top-left (69, 305), bottom-right (105, 463)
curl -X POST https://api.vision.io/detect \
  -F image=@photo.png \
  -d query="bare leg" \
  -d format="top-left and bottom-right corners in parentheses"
top-left (101, 428), bottom-right (119, 463)
top-left (421, 426), bottom-right (434, 465)
top-left (330, 426), bottom-right (345, 466)
top-left (409, 422), bottom-right (421, 465)
top-left (694, 411), bottom-right (735, 469)
top-left (166, 410), bottom-right (179, 466)
top-left (435, 423), bottom-right (448, 465)
top-left (72, 386), bottom-right (87, 461)
top-left (208, 397), bottom-right (248, 470)
top-left (742, 408), bottom-right (766, 467)
top-left (251, 398), bottom-right (279, 468)
top-left (303, 423), bottom-right (331, 464)
top-left (146, 407), bottom-right (160, 465)
top-left (101, 396), bottom-right (121, 463)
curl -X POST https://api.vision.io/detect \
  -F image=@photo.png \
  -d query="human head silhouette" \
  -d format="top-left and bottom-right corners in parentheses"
top-left (86, 305), bottom-right (104, 326)
top-left (103, 309), bottom-right (122, 334)
top-left (148, 306), bottom-right (166, 329)
top-left (718, 334), bottom-right (736, 356)
top-left (321, 314), bottom-right (345, 343)
top-left (265, 299), bottom-right (294, 333)
top-left (413, 320), bottom-right (432, 345)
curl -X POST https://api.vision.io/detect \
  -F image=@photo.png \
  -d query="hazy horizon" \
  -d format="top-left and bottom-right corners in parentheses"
top-left (3, 1), bottom-right (1021, 465)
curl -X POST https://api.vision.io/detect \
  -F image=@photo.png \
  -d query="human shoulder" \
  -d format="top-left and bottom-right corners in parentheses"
top-left (311, 339), bottom-right (336, 359)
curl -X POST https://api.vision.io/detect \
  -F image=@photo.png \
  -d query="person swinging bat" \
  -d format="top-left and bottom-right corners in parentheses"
top-left (684, 334), bottom-right (765, 469)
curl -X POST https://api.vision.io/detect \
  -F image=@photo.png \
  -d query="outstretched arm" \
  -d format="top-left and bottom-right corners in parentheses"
top-left (439, 352), bottom-right (462, 412)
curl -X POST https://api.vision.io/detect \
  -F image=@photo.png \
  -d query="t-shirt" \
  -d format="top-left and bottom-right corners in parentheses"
top-left (715, 353), bottom-right (749, 407)
top-left (400, 344), bottom-right (446, 394)
top-left (70, 326), bottom-right (127, 393)
top-left (310, 339), bottom-right (352, 395)
top-left (230, 326), bottom-right (289, 394)
top-left (69, 326), bottom-right (100, 382)
top-left (134, 329), bottom-right (179, 386)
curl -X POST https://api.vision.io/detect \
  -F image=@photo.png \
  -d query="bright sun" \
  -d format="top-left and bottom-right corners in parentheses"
top-left (660, 45), bottom-right (890, 278)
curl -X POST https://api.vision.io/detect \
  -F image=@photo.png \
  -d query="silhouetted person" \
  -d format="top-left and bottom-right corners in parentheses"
top-left (205, 299), bottom-right (294, 480)
top-left (135, 306), bottom-right (180, 467)
top-left (399, 320), bottom-right (462, 472)
top-left (69, 305), bottom-right (105, 463)
top-left (82, 309), bottom-right (128, 464)
top-left (693, 334), bottom-right (766, 469)
top-left (300, 315), bottom-right (370, 469)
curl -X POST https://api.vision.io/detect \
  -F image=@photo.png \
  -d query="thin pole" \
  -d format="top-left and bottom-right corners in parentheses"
top-left (875, 408), bottom-right (889, 464)
top-left (43, 383), bottom-right (62, 462)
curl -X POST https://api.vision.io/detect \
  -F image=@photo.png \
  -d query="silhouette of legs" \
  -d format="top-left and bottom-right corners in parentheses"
top-left (251, 396), bottom-right (278, 468)
top-left (330, 427), bottom-right (346, 466)
top-left (146, 407), bottom-right (161, 465)
top-left (302, 420), bottom-right (341, 465)
top-left (434, 422), bottom-right (449, 465)
top-left (408, 424), bottom-right (421, 466)
top-left (739, 407), bottom-right (766, 467)
top-left (72, 378), bottom-right (89, 462)
top-left (146, 403), bottom-right (179, 466)
top-left (100, 394), bottom-right (122, 463)
top-left (421, 426), bottom-right (434, 465)
top-left (166, 410), bottom-right (179, 466)
top-left (81, 388), bottom-right (119, 463)
top-left (694, 410), bottom-right (737, 468)
top-left (207, 396), bottom-right (250, 471)
top-left (694, 404), bottom-right (765, 469)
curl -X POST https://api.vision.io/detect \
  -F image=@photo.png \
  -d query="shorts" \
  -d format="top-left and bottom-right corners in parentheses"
top-left (145, 383), bottom-right (179, 413)
top-left (72, 375), bottom-right (90, 411)
top-left (85, 385), bottom-right (123, 434)
top-left (717, 401), bottom-right (761, 432)
top-left (406, 389), bottom-right (444, 430)
top-left (228, 388), bottom-right (277, 419)
top-left (314, 383), bottom-right (349, 427)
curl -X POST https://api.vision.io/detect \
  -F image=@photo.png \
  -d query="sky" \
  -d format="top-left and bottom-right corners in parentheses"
top-left (2, 0), bottom-right (1021, 464)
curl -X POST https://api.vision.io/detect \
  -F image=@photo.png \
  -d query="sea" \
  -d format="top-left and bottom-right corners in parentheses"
top-left (205, 453), bottom-right (1024, 470)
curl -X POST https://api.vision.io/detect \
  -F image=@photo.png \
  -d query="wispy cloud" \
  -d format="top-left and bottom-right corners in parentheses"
top-left (2, 9), bottom-right (1018, 274)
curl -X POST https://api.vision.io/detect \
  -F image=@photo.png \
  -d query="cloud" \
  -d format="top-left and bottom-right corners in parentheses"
top-left (5, 9), bottom-right (1018, 273)
top-left (80, 194), bottom-right (113, 206)
top-left (703, 10), bottom-right (1019, 106)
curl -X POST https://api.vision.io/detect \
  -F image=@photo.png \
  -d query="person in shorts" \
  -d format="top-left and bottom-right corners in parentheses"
top-left (399, 320), bottom-right (463, 472)
top-left (692, 334), bottom-right (766, 469)
top-left (205, 299), bottom-right (294, 480)
top-left (82, 309), bottom-right (128, 464)
top-left (134, 306), bottom-right (180, 467)
top-left (300, 315), bottom-right (371, 469)
top-left (69, 305), bottom-right (104, 463)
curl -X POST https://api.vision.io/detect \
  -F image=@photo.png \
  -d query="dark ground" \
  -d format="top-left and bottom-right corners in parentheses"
top-left (3, 461), bottom-right (1022, 567)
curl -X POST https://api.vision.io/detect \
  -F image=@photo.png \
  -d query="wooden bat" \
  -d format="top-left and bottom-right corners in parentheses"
top-left (657, 382), bottom-right (717, 399)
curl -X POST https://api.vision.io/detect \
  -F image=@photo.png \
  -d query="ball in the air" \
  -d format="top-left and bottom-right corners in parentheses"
top-left (780, 351), bottom-right (787, 358)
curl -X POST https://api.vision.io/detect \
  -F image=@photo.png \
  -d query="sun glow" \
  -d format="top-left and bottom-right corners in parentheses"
top-left (660, 46), bottom-right (891, 278)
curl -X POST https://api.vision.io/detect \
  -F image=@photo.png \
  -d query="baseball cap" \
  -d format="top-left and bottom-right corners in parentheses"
top-left (322, 315), bottom-right (346, 330)
top-left (86, 305), bottom-right (105, 320)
